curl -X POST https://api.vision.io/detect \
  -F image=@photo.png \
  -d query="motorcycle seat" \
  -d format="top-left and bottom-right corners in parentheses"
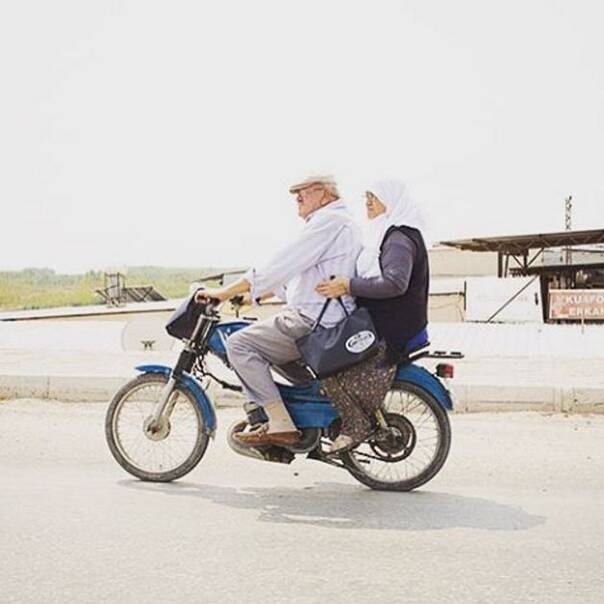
top-left (403, 327), bottom-right (430, 355)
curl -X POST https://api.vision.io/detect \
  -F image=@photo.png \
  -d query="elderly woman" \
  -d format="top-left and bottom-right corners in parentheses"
top-left (315, 180), bottom-right (429, 453)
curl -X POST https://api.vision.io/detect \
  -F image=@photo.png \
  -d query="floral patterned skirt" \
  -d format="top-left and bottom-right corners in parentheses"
top-left (320, 343), bottom-right (397, 443)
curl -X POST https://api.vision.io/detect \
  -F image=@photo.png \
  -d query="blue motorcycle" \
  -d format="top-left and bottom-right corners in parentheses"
top-left (105, 298), bottom-right (460, 491)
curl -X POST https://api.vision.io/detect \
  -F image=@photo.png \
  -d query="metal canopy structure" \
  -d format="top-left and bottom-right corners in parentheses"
top-left (440, 228), bottom-right (604, 253)
top-left (440, 228), bottom-right (604, 278)
top-left (440, 228), bottom-right (604, 322)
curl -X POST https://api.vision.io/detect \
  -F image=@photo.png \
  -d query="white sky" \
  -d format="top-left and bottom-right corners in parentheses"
top-left (1, 0), bottom-right (603, 273)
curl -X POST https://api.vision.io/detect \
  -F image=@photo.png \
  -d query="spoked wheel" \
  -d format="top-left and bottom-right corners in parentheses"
top-left (105, 373), bottom-right (209, 482)
top-left (341, 381), bottom-right (451, 491)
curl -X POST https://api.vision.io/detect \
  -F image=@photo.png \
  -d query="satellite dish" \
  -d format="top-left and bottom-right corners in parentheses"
top-left (121, 317), bottom-right (175, 352)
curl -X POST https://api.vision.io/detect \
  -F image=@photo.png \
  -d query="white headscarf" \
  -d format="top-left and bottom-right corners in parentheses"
top-left (356, 180), bottom-right (426, 278)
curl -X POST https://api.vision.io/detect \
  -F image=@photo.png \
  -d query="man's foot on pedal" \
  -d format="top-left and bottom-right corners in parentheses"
top-left (234, 423), bottom-right (300, 447)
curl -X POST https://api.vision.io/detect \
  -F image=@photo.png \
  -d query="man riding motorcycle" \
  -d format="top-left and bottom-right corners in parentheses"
top-left (195, 175), bottom-right (362, 447)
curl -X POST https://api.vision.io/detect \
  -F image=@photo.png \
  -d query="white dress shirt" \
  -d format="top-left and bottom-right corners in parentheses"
top-left (245, 200), bottom-right (362, 327)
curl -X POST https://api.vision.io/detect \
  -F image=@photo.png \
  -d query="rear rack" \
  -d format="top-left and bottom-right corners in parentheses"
top-left (427, 350), bottom-right (464, 359)
top-left (406, 349), bottom-right (464, 363)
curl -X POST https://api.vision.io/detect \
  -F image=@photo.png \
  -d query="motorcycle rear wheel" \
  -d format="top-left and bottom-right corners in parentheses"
top-left (105, 373), bottom-right (210, 482)
top-left (341, 381), bottom-right (451, 492)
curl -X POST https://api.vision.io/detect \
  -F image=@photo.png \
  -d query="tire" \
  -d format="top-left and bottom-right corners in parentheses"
top-left (105, 373), bottom-right (210, 482)
top-left (341, 381), bottom-right (451, 492)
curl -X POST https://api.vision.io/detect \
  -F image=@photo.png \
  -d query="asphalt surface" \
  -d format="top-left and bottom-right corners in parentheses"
top-left (1, 400), bottom-right (603, 603)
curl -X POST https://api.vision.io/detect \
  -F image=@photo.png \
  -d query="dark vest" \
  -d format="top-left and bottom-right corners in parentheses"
top-left (357, 225), bottom-right (429, 359)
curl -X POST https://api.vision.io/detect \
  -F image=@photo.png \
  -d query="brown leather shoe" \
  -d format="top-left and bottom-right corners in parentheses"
top-left (234, 424), bottom-right (300, 447)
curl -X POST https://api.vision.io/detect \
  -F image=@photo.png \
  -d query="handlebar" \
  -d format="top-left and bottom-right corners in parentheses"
top-left (194, 291), bottom-right (253, 317)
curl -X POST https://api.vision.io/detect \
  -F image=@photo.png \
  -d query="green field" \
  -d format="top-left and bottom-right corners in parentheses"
top-left (0, 267), bottom-right (234, 311)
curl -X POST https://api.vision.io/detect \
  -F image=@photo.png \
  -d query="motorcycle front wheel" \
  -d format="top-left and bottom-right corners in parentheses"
top-left (105, 373), bottom-right (210, 482)
top-left (341, 381), bottom-right (451, 492)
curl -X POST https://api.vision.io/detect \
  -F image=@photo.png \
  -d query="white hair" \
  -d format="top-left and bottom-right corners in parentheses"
top-left (324, 182), bottom-right (340, 200)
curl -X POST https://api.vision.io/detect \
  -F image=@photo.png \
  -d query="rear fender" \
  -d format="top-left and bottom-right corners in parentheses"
top-left (135, 364), bottom-right (217, 435)
top-left (395, 364), bottom-right (453, 411)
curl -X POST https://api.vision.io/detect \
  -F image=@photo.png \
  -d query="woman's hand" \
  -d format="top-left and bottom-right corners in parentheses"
top-left (194, 287), bottom-right (230, 304)
top-left (315, 276), bottom-right (351, 298)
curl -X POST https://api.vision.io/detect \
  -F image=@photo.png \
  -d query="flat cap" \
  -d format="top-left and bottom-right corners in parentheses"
top-left (288, 174), bottom-right (337, 194)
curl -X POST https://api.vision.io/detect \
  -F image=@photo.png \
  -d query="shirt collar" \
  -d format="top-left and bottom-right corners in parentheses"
top-left (306, 199), bottom-right (347, 222)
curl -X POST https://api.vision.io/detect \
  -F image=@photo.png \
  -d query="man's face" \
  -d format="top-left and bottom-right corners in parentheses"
top-left (294, 185), bottom-right (328, 219)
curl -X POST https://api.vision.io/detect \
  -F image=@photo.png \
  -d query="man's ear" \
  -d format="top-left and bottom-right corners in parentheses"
top-left (320, 191), bottom-right (332, 207)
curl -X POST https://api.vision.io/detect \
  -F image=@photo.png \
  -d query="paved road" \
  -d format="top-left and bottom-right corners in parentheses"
top-left (1, 400), bottom-right (603, 603)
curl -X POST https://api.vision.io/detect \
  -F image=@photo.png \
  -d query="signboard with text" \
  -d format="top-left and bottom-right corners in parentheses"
top-left (549, 289), bottom-right (604, 320)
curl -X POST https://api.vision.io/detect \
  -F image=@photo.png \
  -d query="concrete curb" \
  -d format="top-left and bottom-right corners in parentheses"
top-left (0, 375), bottom-right (127, 403)
top-left (1, 374), bottom-right (603, 413)
top-left (448, 383), bottom-right (604, 413)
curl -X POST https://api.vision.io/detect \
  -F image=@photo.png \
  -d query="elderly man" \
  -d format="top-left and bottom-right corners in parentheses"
top-left (195, 175), bottom-right (361, 447)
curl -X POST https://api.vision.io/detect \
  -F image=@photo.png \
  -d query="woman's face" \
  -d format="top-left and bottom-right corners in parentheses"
top-left (365, 191), bottom-right (387, 220)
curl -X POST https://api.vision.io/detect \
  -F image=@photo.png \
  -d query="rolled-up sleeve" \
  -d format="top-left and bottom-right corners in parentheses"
top-left (246, 216), bottom-right (345, 300)
top-left (350, 231), bottom-right (416, 299)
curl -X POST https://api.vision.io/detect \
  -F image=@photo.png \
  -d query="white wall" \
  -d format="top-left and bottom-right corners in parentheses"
top-left (464, 276), bottom-right (542, 323)
top-left (429, 247), bottom-right (498, 278)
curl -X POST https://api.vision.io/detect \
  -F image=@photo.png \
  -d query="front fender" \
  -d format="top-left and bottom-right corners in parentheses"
top-left (395, 364), bottom-right (453, 411)
top-left (135, 364), bottom-right (217, 435)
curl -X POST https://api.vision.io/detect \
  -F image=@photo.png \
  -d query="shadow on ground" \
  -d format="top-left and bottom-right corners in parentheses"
top-left (121, 480), bottom-right (545, 532)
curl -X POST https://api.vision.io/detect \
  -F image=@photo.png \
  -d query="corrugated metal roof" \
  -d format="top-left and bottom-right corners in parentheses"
top-left (0, 299), bottom-right (181, 322)
top-left (440, 228), bottom-right (604, 253)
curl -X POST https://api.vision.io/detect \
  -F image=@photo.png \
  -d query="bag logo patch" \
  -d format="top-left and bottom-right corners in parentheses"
top-left (345, 330), bottom-right (376, 354)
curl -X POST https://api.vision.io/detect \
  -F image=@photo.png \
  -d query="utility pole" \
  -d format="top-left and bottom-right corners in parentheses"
top-left (565, 195), bottom-right (573, 231)
top-left (564, 195), bottom-right (573, 266)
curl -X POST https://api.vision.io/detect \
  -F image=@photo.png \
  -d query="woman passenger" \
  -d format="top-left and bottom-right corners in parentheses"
top-left (315, 179), bottom-right (429, 453)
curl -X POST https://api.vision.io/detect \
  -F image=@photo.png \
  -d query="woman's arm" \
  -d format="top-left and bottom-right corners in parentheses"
top-left (349, 231), bottom-right (416, 299)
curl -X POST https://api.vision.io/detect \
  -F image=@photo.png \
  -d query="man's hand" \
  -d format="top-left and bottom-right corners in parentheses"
top-left (195, 278), bottom-right (252, 305)
top-left (315, 276), bottom-right (351, 298)
top-left (230, 293), bottom-right (253, 308)
top-left (194, 287), bottom-right (230, 304)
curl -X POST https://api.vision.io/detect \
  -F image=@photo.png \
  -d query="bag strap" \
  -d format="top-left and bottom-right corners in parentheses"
top-left (336, 296), bottom-right (349, 316)
top-left (312, 296), bottom-right (349, 331)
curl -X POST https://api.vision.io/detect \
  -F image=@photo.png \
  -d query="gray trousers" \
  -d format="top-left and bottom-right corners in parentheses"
top-left (225, 309), bottom-right (314, 406)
